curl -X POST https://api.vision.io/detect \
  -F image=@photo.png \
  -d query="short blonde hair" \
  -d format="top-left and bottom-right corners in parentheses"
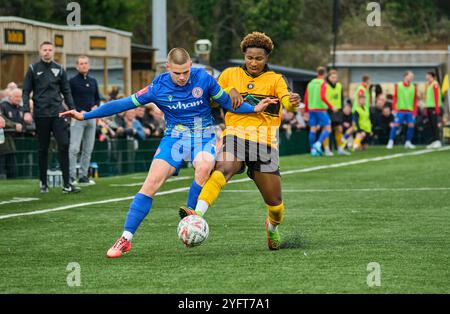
top-left (167, 48), bottom-right (191, 65)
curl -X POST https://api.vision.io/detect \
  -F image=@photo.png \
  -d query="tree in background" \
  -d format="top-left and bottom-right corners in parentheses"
top-left (0, 0), bottom-right (448, 70)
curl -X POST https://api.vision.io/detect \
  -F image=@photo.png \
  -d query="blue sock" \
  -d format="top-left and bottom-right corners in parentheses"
top-left (406, 127), bottom-right (414, 142)
top-left (309, 132), bottom-right (317, 148)
top-left (187, 180), bottom-right (203, 209)
top-left (318, 130), bottom-right (331, 144)
top-left (389, 126), bottom-right (398, 141)
top-left (124, 193), bottom-right (153, 234)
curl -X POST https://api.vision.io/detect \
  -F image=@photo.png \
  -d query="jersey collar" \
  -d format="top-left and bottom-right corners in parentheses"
top-left (241, 65), bottom-right (270, 78)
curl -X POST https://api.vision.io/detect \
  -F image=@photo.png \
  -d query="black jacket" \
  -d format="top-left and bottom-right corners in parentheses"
top-left (69, 73), bottom-right (100, 112)
top-left (22, 60), bottom-right (75, 118)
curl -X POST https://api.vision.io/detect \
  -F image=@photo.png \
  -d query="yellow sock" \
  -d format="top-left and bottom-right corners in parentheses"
top-left (197, 171), bottom-right (227, 206)
top-left (353, 137), bottom-right (362, 150)
top-left (323, 138), bottom-right (330, 150)
top-left (335, 131), bottom-right (343, 147)
top-left (267, 203), bottom-right (285, 226)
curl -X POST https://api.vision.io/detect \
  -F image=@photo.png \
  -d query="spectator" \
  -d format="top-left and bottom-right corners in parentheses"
top-left (135, 106), bottom-right (152, 138)
top-left (119, 109), bottom-right (146, 140)
top-left (146, 106), bottom-right (165, 137)
top-left (109, 86), bottom-right (120, 101)
top-left (7, 82), bottom-right (18, 90)
top-left (0, 88), bottom-right (26, 179)
top-left (340, 103), bottom-right (354, 149)
top-left (97, 117), bottom-right (117, 141)
top-left (1, 88), bottom-right (11, 103)
top-left (281, 110), bottom-right (303, 139)
top-left (371, 94), bottom-right (386, 129)
top-left (373, 106), bottom-right (394, 145)
top-left (69, 56), bottom-right (100, 186)
top-left (22, 41), bottom-right (80, 194)
top-left (385, 94), bottom-right (393, 109)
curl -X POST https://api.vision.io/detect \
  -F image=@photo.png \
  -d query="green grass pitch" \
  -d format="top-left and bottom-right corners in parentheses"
top-left (0, 147), bottom-right (449, 293)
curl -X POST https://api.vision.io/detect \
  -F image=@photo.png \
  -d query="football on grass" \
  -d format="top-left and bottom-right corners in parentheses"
top-left (177, 215), bottom-right (209, 248)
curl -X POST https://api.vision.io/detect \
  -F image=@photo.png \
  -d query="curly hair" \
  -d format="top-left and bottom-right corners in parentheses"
top-left (240, 32), bottom-right (274, 55)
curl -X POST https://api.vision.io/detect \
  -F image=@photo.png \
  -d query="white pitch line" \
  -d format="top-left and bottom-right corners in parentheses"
top-left (222, 187), bottom-right (450, 193)
top-left (0, 147), bottom-right (449, 220)
top-left (110, 176), bottom-right (192, 187)
top-left (0, 197), bottom-right (40, 206)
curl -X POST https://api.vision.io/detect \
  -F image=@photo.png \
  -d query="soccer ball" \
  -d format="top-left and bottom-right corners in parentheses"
top-left (177, 215), bottom-right (209, 248)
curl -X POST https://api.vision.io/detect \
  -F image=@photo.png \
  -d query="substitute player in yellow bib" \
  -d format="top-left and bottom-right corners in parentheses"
top-left (180, 32), bottom-right (301, 250)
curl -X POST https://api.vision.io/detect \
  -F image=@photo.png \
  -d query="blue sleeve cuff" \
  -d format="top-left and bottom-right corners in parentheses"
top-left (213, 89), bottom-right (255, 114)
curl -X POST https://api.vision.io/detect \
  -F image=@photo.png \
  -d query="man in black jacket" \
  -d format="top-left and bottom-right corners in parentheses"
top-left (22, 41), bottom-right (80, 193)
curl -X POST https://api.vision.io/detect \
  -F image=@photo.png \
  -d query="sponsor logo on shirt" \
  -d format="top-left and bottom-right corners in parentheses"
top-left (168, 99), bottom-right (204, 110)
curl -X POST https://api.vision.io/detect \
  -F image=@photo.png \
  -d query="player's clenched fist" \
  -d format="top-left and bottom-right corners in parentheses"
top-left (288, 92), bottom-right (301, 108)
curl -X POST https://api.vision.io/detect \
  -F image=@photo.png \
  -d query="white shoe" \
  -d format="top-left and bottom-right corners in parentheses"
top-left (338, 148), bottom-right (351, 156)
top-left (404, 141), bottom-right (416, 149)
top-left (428, 140), bottom-right (442, 149)
top-left (386, 140), bottom-right (394, 149)
top-left (324, 148), bottom-right (334, 157)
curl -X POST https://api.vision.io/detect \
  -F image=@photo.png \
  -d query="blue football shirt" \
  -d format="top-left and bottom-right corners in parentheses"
top-left (130, 68), bottom-right (223, 137)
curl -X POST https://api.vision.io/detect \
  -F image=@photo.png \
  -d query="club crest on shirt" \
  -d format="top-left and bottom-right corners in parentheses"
top-left (247, 83), bottom-right (255, 90)
top-left (51, 68), bottom-right (60, 77)
top-left (192, 87), bottom-right (203, 99)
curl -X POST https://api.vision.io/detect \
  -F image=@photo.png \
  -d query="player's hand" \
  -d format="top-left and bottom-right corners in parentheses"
top-left (24, 112), bottom-right (33, 124)
top-left (229, 88), bottom-right (244, 110)
top-left (15, 123), bottom-right (23, 133)
top-left (59, 110), bottom-right (84, 121)
top-left (0, 116), bottom-right (5, 128)
top-left (289, 92), bottom-right (301, 108)
top-left (254, 98), bottom-right (278, 113)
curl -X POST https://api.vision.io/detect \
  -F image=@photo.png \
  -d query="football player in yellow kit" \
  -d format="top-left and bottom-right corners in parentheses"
top-left (180, 32), bottom-right (301, 250)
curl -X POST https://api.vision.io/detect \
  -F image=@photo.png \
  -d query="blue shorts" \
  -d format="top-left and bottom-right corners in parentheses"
top-left (395, 112), bottom-right (415, 124)
top-left (154, 131), bottom-right (217, 176)
top-left (309, 111), bottom-right (331, 127)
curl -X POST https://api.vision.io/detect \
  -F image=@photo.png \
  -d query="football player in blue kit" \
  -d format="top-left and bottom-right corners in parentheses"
top-left (60, 48), bottom-right (276, 258)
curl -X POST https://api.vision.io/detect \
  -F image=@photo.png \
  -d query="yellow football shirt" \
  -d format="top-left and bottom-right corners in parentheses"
top-left (218, 67), bottom-right (295, 147)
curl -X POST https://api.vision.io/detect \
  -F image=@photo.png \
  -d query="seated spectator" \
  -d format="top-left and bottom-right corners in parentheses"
top-left (371, 94), bottom-right (385, 129)
top-left (340, 103), bottom-right (354, 149)
top-left (146, 105), bottom-right (165, 137)
top-left (281, 109), bottom-right (303, 139)
top-left (385, 94), bottom-right (393, 109)
top-left (373, 106), bottom-right (394, 145)
top-left (109, 86), bottom-right (120, 101)
top-left (118, 109), bottom-right (146, 140)
top-left (97, 117), bottom-right (117, 141)
top-left (0, 88), bottom-right (27, 179)
top-left (135, 106), bottom-right (152, 138)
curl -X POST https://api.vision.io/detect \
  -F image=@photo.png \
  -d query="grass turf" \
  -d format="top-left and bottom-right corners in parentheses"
top-left (0, 146), bottom-right (449, 293)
